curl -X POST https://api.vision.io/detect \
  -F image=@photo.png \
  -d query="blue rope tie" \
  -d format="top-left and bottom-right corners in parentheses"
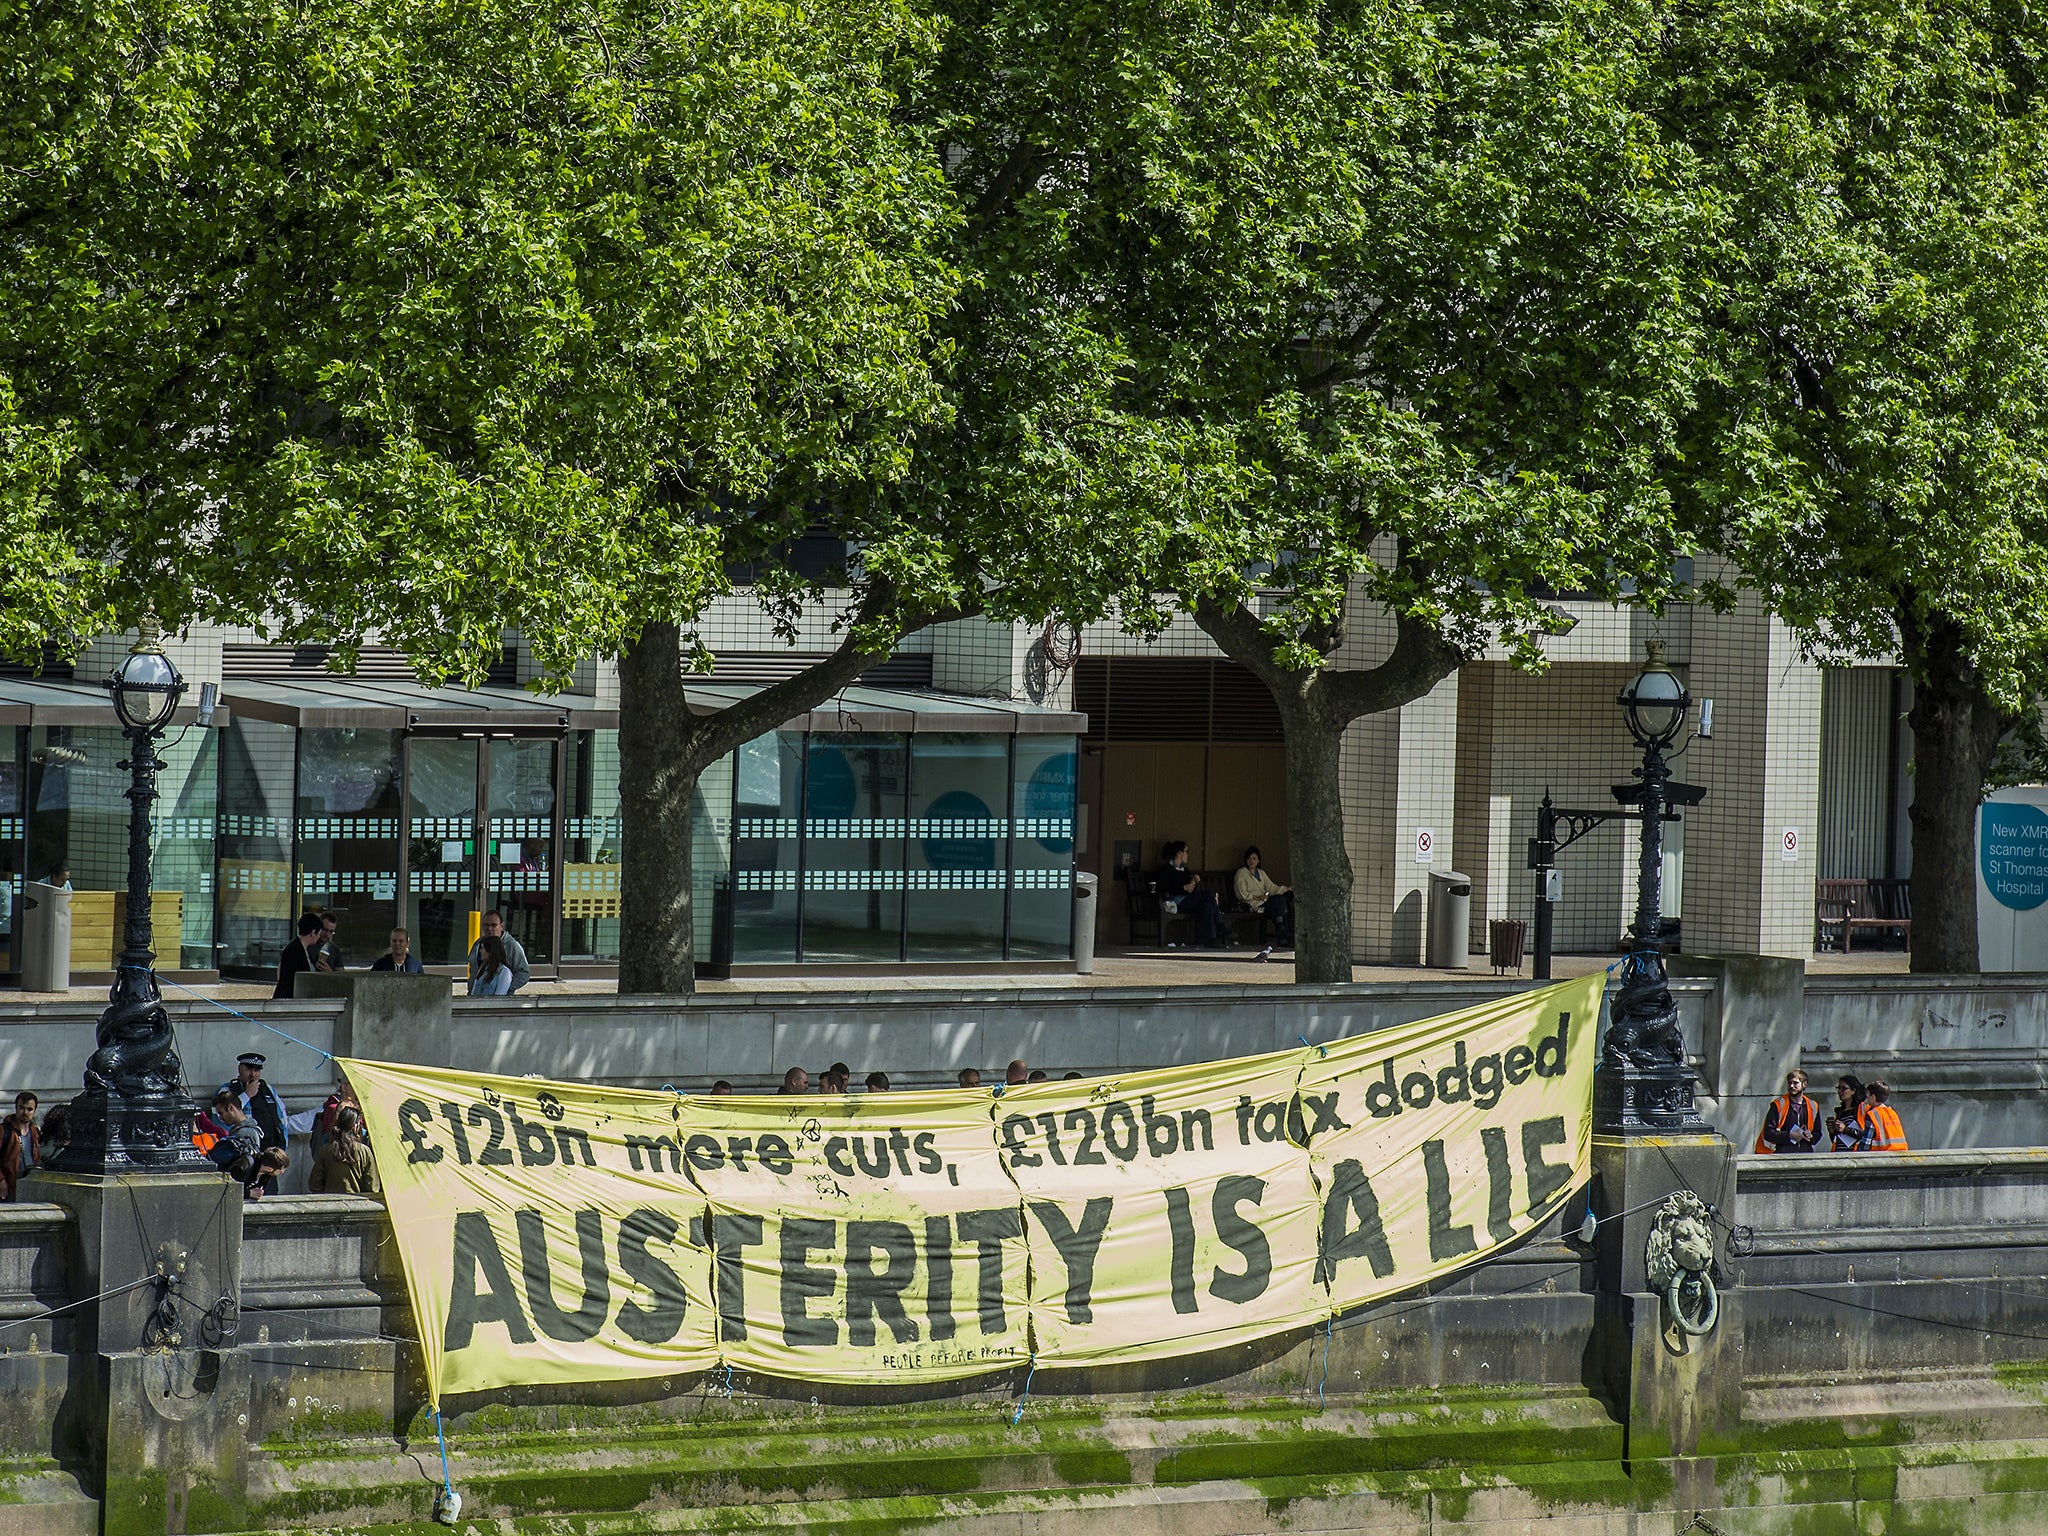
top-left (1011, 1357), bottom-right (1037, 1426)
top-left (1317, 1316), bottom-right (1332, 1410)
top-left (1297, 1034), bottom-right (1328, 1059)
top-left (433, 1406), bottom-right (454, 1501)
top-left (142, 970), bottom-right (335, 1064)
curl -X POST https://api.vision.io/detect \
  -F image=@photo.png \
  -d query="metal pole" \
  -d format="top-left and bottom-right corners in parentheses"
top-left (119, 723), bottom-right (159, 971)
top-left (57, 710), bottom-right (207, 1172)
top-left (1532, 793), bottom-right (1556, 980)
top-left (1635, 741), bottom-right (1667, 954)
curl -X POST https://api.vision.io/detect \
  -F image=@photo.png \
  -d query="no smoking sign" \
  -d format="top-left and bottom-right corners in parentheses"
top-left (1414, 827), bottom-right (1435, 865)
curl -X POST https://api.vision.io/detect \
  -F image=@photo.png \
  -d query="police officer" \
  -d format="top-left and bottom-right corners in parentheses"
top-left (1754, 1068), bottom-right (1821, 1153)
top-left (218, 1053), bottom-right (318, 1193)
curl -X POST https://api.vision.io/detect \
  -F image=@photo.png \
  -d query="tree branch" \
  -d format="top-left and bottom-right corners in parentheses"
top-left (1192, 595), bottom-right (1292, 692)
top-left (969, 142), bottom-right (1050, 231)
top-left (1320, 611), bottom-right (1464, 723)
top-left (679, 581), bottom-right (981, 769)
top-left (1295, 304), bottom-right (1391, 393)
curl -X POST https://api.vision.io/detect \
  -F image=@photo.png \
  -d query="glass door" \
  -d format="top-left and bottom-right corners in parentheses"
top-left (405, 738), bottom-right (480, 968)
top-left (0, 732), bottom-right (20, 976)
top-left (484, 738), bottom-right (557, 970)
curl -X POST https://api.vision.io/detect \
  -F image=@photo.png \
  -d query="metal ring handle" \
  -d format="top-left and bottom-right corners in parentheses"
top-left (1664, 1270), bottom-right (1718, 1337)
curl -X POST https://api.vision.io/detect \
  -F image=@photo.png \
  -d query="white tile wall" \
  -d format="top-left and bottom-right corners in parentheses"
top-left (1682, 564), bottom-right (1823, 958)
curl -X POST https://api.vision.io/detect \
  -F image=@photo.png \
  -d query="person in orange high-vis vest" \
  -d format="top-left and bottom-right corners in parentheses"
top-left (1861, 1079), bottom-right (1908, 1151)
top-left (1754, 1069), bottom-right (1822, 1153)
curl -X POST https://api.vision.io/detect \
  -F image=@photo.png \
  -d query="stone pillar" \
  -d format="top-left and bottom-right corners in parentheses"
top-left (1340, 672), bottom-right (1461, 965)
top-left (1668, 954), bottom-right (1806, 1133)
top-left (21, 1168), bottom-right (250, 1535)
top-left (1684, 570), bottom-right (1824, 958)
top-left (1589, 1133), bottom-right (1743, 1482)
top-left (300, 971), bottom-right (455, 1067)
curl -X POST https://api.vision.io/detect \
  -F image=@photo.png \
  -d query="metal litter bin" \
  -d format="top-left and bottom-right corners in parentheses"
top-left (1426, 870), bottom-right (1471, 969)
top-left (20, 880), bottom-right (72, 992)
top-left (1489, 917), bottom-right (1528, 975)
top-left (1073, 872), bottom-right (1099, 975)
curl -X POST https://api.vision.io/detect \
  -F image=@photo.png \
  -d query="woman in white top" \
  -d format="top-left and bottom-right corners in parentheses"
top-left (469, 934), bottom-right (516, 996)
top-left (1232, 846), bottom-right (1294, 961)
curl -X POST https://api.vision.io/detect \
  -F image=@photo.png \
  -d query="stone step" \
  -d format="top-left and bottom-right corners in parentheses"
top-left (248, 1394), bottom-right (1622, 1528)
top-left (0, 1463), bottom-right (98, 1536)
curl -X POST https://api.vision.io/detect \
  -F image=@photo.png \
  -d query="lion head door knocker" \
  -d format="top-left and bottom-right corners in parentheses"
top-left (1645, 1191), bottom-right (1719, 1338)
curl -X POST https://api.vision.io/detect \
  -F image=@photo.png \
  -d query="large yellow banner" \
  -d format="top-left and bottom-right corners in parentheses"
top-left (345, 971), bottom-right (1604, 1402)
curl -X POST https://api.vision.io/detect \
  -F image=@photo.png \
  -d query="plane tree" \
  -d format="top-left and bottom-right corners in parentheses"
top-left (907, 0), bottom-right (1712, 979)
top-left (1652, 0), bottom-right (2048, 971)
top-left (3, 0), bottom-right (966, 992)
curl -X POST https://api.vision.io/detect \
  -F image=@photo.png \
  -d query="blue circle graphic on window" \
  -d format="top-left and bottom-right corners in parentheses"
top-left (1982, 801), bottom-right (2048, 911)
top-left (806, 747), bottom-right (857, 822)
top-left (922, 790), bottom-right (996, 869)
top-left (1024, 751), bottom-right (1077, 854)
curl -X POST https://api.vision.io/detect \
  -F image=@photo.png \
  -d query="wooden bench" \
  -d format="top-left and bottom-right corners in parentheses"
top-left (1121, 868), bottom-right (1278, 949)
top-left (1816, 877), bottom-right (1912, 952)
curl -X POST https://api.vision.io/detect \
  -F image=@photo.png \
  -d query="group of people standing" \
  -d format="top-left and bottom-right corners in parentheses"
top-left (1153, 843), bottom-right (1296, 959)
top-left (194, 1051), bottom-right (381, 1199)
top-left (274, 909), bottom-right (531, 998)
top-left (1754, 1069), bottom-right (1908, 1154)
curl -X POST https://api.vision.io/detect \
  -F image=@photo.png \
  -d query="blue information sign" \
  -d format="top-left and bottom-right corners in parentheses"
top-left (1981, 802), bottom-right (2048, 912)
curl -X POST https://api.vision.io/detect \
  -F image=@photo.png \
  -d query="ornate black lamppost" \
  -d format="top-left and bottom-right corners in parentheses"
top-left (53, 621), bottom-right (211, 1173)
top-left (1594, 641), bottom-right (1711, 1135)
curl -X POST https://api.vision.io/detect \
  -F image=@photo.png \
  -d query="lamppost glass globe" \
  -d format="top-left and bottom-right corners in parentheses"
top-left (108, 628), bottom-right (185, 731)
top-left (1619, 641), bottom-right (1687, 748)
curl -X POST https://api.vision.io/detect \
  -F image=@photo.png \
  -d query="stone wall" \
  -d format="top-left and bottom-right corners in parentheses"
top-left (15, 1146), bottom-right (2048, 1531)
top-left (5, 966), bottom-right (2048, 1157)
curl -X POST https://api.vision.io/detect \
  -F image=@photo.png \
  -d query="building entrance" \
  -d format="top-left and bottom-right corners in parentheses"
top-left (404, 735), bottom-right (561, 973)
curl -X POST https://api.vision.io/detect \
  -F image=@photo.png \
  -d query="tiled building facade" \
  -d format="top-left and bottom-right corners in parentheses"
top-left (1062, 583), bottom-right (1905, 965)
top-left (3, 577), bottom-right (1909, 979)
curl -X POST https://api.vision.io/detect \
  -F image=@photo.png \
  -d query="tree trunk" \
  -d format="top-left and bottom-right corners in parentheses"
top-left (1280, 694), bottom-right (1355, 983)
top-left (1903, 619), bottom-right (2009, 974)
top-left (618, 622), bottom-right (701, 995)
top-left (1193, 595), bottom-right (1462, 985)
top-left (612, 586), bottom-right (952, 996)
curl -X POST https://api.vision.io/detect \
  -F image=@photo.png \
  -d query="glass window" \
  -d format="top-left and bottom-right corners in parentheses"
top-left (692, 750), bottom-right (733, 965)
top-left (155, 725), bottom-right (218, 970)
top-left (24, 724), bottom-right (216, 972)
top-left (219, 718), bottom-right (296, 973)
top-left (562, 730), bottom-right (621, 962)
top-left (907, 734), bottom-right (1009, 961)
top-left (731, 731), bottom-right (802, 963)
top-left (801, 733), bottom-right (906, 963)
top-left (299, 728), bottom-right (402, 968)
top-left (485, 738), bottom-right (556, 966)
top-left (0, 729), bottom-right (21, 974)
top-left (406, 737), bottom-right (478, 968)
top-left (1010, 737), bottom-right (1077, 960)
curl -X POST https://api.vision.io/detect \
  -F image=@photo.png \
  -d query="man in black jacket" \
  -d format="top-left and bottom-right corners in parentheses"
top-left (273, 913), bottom-right (325, 999)
top-left (1154, 841), bottom-right (1225, 948)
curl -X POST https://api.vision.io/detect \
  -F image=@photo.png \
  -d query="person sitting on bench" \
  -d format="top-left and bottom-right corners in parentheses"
top-left (1154, 841), bottom-right (1226, 948)
top-left (1233, 845), bottom-right (1294, 959)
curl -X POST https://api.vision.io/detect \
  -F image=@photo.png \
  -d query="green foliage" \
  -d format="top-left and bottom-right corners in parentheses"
top-left (1660, 0), bottom-right (2048, 708)
top-left (0, 376), bottom-right (105, 662)
top-left (907, 0), bottom-right (1711, 657)
top-left (1987, 707), bottom-right (2048, 794)
top-left (1, 0), bottom-right (958, 677)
